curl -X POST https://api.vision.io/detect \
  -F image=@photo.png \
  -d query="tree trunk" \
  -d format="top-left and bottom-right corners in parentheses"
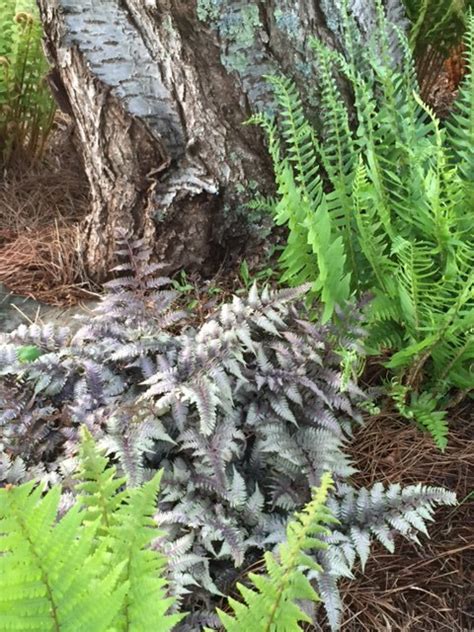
top-left (37, 0), bottom-right (406, 281)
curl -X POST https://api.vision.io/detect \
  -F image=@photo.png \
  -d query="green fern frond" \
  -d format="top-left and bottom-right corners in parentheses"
top-left (250, 110), bottom-right (321, 289)
top-left (408, 392), bottom-right (449, 450)
top-left (265, 75), bottom-right (321, 205)
top-left (0, 481), bottom-right (124, 631)
top-left (75, 426), bottom-right (127, 534)
top-left (404, 0), bottom-right (471, 57)
top-left (75, 429), bottom-right (182, 631)
top-left (392, 237), bottom-right (441, 331)
top-left (0, 0), bottom-right (55, 167)
top-left (310, 38), bottom-right (359, 278)
top-left (447, 11), bottom-right (474, 203)
top-left (0, 428), bottom-right (182, 632)
top-left (352, 158), bottom-right (395, 293)
top-left (303, 195), bottom-right (352, 323)
top-left (110, 470), bottom-right (182, 631)
top-left (214, 472), bottom-right (336, 632)
top-left (251, 0), bottom-right (473, 444)
top-left (391, 383), bottom-right (449, 450)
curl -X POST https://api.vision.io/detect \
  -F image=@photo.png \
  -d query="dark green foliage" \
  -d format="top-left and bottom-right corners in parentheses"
top-left (401, 1), bottom-right (473, 100)
top-left (251, 2), bottom-right (474, 448)
top-left (404, 0), bottom-right (473, 56)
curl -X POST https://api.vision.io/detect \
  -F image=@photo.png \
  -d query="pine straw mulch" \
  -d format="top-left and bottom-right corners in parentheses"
top-left (334, 407), bottom-right (473, 632)
top-left (0, 115), bottom-right (94, 306)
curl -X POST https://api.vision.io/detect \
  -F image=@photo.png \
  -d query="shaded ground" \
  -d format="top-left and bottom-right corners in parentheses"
top-left (0, 114), bottom-right (94, 306)
top-left (337, 410), bottom-right (473, 632)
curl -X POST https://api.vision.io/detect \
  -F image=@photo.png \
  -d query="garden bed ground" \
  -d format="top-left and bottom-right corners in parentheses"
top-left (339, 410), bottom-right (473, 632)
top-left (0, 114), bottom-right (93, 306)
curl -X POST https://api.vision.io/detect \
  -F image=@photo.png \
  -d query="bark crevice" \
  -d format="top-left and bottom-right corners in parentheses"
top-left (37, 0), bottom-right (406, 280)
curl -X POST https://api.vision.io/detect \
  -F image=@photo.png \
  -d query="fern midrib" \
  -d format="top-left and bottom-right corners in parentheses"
top-left (437, 333), bottom-right (473, 385)
top-left (97, 488), bottom-right (113, 529)
top-left (122, 548), bottom-right (133, 631)
top-left (11, 493), bottom-right (61, 632)
top-left (263, 509), bottom-right (315, 631)
top-left (409, 0), bottom-right (429, 49)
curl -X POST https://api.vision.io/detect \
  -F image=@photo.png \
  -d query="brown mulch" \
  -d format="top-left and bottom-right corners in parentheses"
top-left (337, 408), bottom-right (473, 632)
top-left (0, 114), bottom-right (93, 305)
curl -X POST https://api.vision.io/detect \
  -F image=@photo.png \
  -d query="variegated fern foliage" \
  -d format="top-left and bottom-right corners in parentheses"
top-left (250, 1), bottom-right (474, 450)
top-left (0, 234), bottom-right (457, 630)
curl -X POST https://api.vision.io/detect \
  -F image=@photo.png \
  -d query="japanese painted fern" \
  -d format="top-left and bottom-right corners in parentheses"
top-left (0, 233), bottom-right (457, 630)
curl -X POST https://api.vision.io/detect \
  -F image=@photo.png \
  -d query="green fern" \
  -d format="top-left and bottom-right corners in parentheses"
top-left (252, 1), bottom-right (474, 446)
top-left (0, 481), bottom-right (124, 631)
top-left (447, 12), bottom-right (474, 201)
top-left (404, 0), bottom-right (471, 55)
top-left (0, 0), bottom-right (55, 168)
top-left (403, 0), bottom-right (473, 98)
top-left (0, 428), bottom-right (182, 632)
top-left (390, 382), bottom-right (449, 450)
top-left (75, 426), bottom-right (128, 534)
top-left (213, 472), bottom-right (336, 631)
top-left (251, 76), bottom-right (352, 322)
top-left (77, 428), bottom-right (182, 631)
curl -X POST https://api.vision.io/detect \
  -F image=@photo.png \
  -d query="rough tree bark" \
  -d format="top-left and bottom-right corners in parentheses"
top-left (37, 0), bottom-right (406, 281)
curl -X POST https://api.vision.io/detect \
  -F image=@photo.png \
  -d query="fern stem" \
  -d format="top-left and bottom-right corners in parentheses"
top-left (405, 347), bottom-right (432, 389)
top-left (409, 0), bottom-right (429, 49)
top-left (9, 490), bottom-right (61, 632)
top-left (437, 336), bottom-right (472, 385)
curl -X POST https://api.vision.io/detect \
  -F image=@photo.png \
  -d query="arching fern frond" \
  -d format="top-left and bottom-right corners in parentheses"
top-left (213, 472), bottom-right (336, 632)
top-left (446, 10), bottom-right (474, 204)
top-left (251, 0), bottom-right (474, 445)
top-left (0, 429), bottom-right (182, 632)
